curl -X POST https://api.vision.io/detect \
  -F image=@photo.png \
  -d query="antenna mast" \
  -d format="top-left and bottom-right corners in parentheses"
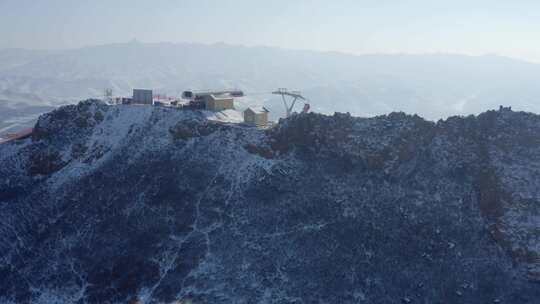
top-left (104, 88), bottom-right (113, 104)
top-left (272, 88), bottom-right (306, 118)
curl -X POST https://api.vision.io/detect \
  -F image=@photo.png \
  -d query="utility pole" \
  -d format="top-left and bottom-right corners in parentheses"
top-left (272, 88), bottom-right (306, 118)
top-left (104, 88), bottom-right (113, 104)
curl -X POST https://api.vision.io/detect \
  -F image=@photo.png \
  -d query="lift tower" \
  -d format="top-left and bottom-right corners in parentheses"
top-left (272, 88), bottom-right (307, 118)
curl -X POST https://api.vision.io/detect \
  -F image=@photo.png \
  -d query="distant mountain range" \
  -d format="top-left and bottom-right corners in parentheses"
top-left (2, 41), bottom-right (540, 131)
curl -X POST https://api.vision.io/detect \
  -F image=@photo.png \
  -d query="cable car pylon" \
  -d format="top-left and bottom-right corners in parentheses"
top-left (272, 88), bottom-right (307, 118)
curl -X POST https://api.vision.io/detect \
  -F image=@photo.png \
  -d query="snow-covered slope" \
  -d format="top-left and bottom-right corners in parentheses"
top-left (0, 100), bottom-right (539, 303)
top-left (202, 109), bottom-right (244, 124)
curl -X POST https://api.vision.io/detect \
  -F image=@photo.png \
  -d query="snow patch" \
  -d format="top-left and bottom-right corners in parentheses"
top-left (202, 109), bottom-right (244, 124)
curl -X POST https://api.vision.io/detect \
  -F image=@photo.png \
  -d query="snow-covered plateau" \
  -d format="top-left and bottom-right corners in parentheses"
top-left (0, 100), bottom-right (539, 303)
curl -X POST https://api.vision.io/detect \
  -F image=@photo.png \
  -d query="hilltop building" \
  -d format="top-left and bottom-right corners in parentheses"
top-left (133, 89), bottom-right (153, 105)
top-left (204, 95), bottom-right (234, 111)
top-left (244, 106), bottom-right (269, 126)
top-left (182, 90), bottom-right (242, 111)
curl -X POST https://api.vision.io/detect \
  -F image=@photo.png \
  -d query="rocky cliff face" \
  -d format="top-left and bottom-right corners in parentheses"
top-left (0, 100), bottom-right (539, 303)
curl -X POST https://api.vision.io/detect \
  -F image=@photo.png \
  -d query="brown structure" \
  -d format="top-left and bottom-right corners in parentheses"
top-left (244, 106), bottom-right (270, 126)
top-left (204, 95), bottom-right (234, 111)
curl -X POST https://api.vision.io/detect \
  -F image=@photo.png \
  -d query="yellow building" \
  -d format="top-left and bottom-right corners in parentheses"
top-left (204, 95), bottom-right (234, 111)
top-left (244, 106), bottom-right (270, 126)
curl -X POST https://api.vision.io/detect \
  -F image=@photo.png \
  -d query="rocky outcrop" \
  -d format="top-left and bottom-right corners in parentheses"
top-left (0, 100), bottom-right (539, 303)
top-left (169, 118), bottom-right (227, 140)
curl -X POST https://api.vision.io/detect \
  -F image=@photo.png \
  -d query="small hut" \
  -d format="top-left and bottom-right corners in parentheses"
top-left (244, 106), bottom-right (270, 126)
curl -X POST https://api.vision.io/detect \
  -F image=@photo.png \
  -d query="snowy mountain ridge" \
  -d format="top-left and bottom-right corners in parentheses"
top-left (0, 100), bottom-right (539, 303)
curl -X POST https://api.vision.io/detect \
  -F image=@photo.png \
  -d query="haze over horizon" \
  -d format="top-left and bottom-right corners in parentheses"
top-left (3, 1), bottom-right (540, 134)
top-left (3, 39), bottom-right (538, 66)
top-left (2, 0), bottom-right (540, 62)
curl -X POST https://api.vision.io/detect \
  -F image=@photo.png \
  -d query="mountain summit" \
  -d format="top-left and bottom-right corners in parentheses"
top-left (0, 100), bottom-right (539, 303)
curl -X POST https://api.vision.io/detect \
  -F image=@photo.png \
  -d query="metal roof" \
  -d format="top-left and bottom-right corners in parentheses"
top-left (245, 106), bottom-right (270, 114)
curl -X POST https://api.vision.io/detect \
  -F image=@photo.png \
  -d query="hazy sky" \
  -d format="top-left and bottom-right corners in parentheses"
top-left (2, 0), bottom-right (540, 61)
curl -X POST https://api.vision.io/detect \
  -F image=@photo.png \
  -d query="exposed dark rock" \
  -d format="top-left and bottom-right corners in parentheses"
top-left (28, 147), bottom-right (66, 176)
top-left (169, 118), bottom-right (226, 140)
top-left (33, 99), bottom-right (108, 142)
